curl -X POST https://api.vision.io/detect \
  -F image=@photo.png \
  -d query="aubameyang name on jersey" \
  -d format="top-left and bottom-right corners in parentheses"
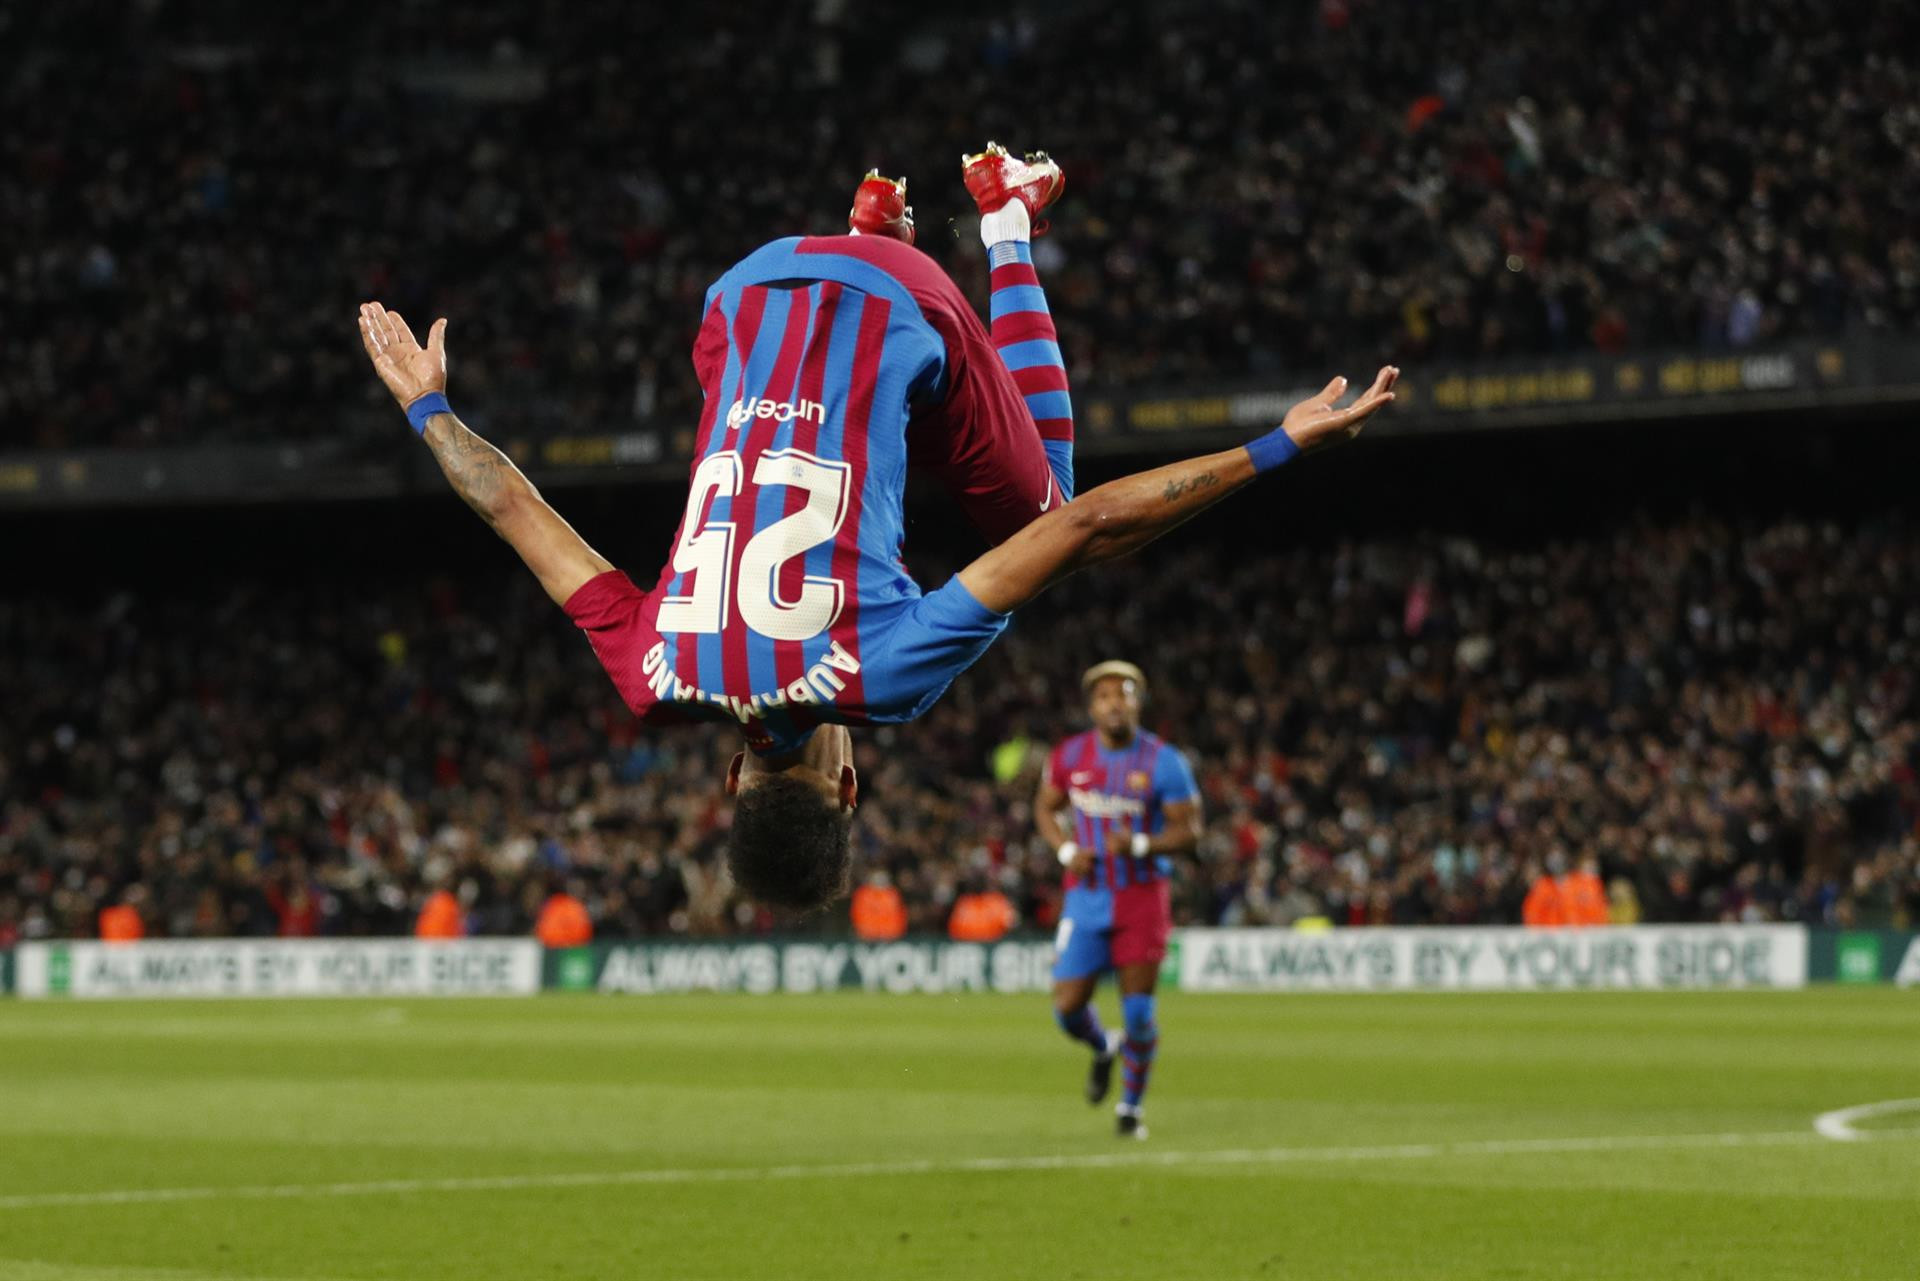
top-left (1068, 787), bottom-right (1147, 820)
top-left (640, 639), bottom-right (860, 724)
top-left (725, 397), bottom-right (826, 430)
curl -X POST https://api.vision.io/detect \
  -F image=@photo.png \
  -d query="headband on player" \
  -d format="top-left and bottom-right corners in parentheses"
top-left (1081, 660), bottom-right (1146, 696)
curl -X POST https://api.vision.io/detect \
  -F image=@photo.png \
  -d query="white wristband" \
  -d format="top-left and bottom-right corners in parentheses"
top-left (1130, 832), bottom-right (1151, 858)
top-left (1056, 842), bottom-right (1079, 867)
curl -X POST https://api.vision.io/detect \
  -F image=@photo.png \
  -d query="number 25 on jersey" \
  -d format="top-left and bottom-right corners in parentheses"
top-left (654, 448), bottom-right (852, 643)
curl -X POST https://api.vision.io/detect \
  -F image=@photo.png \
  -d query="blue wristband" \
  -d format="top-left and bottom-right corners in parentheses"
top-left (1245, 425), bottom-right (1301, 473)
top-left (405, 392), bottom-right (451, 436)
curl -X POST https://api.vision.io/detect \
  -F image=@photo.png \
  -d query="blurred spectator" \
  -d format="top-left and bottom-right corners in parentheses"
top-left (534, 881), bottom-right (594, 948)
top-left (948, 882), bottom-right (1017, 943)
top-left (265, 865), bottom-right (323, 937)
top-left (1562, 858), bottom-right (1609, 928)
top-left (851, 873), bottom-right (908, 942)
top-left (98, 890), bottom-right (145, 942)
top-left (1522, 864), bottom-right (1566, 928)
top-left (415, 887), bottom-right (466, 940)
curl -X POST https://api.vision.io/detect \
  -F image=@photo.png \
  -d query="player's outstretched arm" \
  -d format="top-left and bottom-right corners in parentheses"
top-left (357, 302), bottom-right (613, 607)
top-left (957, 367), bottom-right (1398, 614)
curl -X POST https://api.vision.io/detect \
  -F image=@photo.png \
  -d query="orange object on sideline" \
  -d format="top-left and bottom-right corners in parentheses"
top-left (850, 884), bottom-right (907, 940)
top-left (1521, 875), bottom-right (1566, 927)
top-left (535, 893), bottom-right (593, 948)
top-left (948, 891), bottom-right (1016, 943)
top-left (1561, 870), bottom-right (1610, 927)
top-left (98, 904), bottom-right (144, 942)
top-left (414, 889), bottom-right (465, 939)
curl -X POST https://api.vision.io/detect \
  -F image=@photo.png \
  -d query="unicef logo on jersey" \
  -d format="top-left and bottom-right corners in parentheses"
top-left (726, 397), bottom-right (827, 430)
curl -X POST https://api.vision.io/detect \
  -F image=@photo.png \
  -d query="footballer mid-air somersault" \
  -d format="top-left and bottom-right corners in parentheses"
top-left (358, 142), bottom-right (1397, 932)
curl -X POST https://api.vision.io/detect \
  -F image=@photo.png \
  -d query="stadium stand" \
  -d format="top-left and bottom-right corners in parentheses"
top-left (4, 0), bottom-right (1916, 449)
top-left (3, 508), bottom-right (1915, 944)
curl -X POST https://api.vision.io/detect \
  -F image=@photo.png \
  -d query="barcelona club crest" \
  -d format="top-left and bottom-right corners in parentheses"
top-left (1126, 770), bottom-right (1152, 793)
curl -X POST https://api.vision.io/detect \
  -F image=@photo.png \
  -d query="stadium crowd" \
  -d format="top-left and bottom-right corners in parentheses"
top-left (6, 0), bottom-right (1917, 450)
top-left (3, 512), bottom-right (1916, 944)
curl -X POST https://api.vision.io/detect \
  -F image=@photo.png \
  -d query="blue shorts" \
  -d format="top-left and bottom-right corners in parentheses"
top-left (1052, 887), bottom-right (1112, 981)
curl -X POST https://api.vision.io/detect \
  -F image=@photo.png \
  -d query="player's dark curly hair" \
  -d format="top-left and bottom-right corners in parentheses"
top-left (727, 773), bottom-right (853, 911)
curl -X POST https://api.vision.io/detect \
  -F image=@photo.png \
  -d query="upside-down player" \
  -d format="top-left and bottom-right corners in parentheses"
top-left (1036, 661), bottom-right (1199, 1139)
top-left (356, 144), bottom-right (1398, 911)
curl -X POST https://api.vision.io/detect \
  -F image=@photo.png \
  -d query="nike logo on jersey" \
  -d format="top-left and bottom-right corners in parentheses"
top-left (1070, 770), bottom-right (1096, 785)
top-left (1039, 475), bottom-right (1056, 512)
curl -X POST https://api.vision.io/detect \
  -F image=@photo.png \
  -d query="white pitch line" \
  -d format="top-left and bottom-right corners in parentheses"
top-left (0, 1127), bottom-right (1903, 1212)
top-left (1813, 1098), bottom-right (1920, 1142)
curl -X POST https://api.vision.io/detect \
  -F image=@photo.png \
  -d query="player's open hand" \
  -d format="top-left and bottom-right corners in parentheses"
top-left (358, 302), bottom-right (448, 409)
top-left (1282, 366), bottom-right (1399, 451)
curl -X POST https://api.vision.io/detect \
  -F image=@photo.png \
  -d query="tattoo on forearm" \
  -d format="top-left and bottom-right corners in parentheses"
top-left (427, 416), bottom-right (509, 519)
top-left (1162, 471), bottom-right (1220, 503)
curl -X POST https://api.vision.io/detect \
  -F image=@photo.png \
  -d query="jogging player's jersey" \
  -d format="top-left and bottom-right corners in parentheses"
top-left (566, 234), bottom-right (1028, 754)
top-left (1050, 730), bottom-right (1199, 891)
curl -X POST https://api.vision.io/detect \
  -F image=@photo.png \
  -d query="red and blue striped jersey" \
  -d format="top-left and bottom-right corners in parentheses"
top-left (1049, 730), bottom-right (1200, 891)
top-left (566, 235), bottom-right (1031, 754)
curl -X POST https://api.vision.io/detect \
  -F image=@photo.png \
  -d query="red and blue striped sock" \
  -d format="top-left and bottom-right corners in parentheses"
top-left (1121, 992), bottom-right (1158, 1108)
top-left (1121, 1034), bottom-right (1158, 1108)
top-left (983, 216), bottom-right (1074, 500)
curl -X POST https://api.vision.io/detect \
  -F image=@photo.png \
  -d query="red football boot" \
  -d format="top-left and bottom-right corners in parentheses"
top-left (847, 170), bottom-right (915, 245)
top-left (961, 141), bottom-right (1065, 234)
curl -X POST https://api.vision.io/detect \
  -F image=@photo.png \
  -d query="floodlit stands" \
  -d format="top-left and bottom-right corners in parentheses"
top-left (3, 514), bottom-right (1914, 942)
top-left (4, 0), bottom-right (1916, 449)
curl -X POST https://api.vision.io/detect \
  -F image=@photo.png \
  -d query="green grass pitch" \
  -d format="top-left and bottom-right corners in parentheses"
top-left (1, 989), bottom-right (1915, 1280)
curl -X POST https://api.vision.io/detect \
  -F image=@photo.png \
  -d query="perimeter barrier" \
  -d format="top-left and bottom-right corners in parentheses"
top-left (2, 927), bottom-right (1915, 999)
